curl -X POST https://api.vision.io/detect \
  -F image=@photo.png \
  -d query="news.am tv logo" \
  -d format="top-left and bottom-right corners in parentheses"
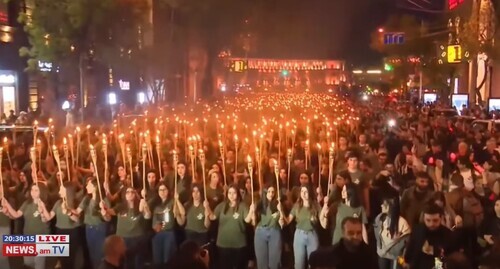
top-left (2, 235), bottom-right (70, 257)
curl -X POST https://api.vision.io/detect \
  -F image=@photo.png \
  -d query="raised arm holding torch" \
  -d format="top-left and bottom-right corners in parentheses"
top-left (127, 145), bottom-right (134, 189)
top-left (247, 156), bottom-right (254, 205)
top-left (199, 149), bottom-right (207, 201)
top-left (90, 145), bottom-right (104, 201)
top-left (274, 160), bottom-right (280, 201)
top-left (30, 147), bottom-right (37, 186)
top-left (173, 150), bottom-right (178, 194)
top-left (219, 140), bottom-right (227, 186)
top-left (63, 138), bottom-right (71, 183)
top-left (142, 143), bottom-right (147, 197)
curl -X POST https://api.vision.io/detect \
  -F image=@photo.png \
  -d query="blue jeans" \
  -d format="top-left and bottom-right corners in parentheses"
top-left (86, 224), bottom-right (107, 269)
top-left (254, 227), bottom-right (282, 269)
top-left (123, 236), bottom-right (146, 269)
top-left (0, 226), bottom-right (10, 269)
top-left (293, 229), bottom-right (318, 269)
top-left (152, 230), bottom-right (177, 265)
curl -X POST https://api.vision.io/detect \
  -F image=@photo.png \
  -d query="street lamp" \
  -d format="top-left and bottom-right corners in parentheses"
top-left (108, 92), bottom-right (117, 105)
top-left (62, 100), bottom-right (71, 111)
top-left (137, 92), bottom-right (146, 105)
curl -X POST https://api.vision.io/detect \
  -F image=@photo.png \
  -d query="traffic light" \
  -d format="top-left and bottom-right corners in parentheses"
top-left (384, 63), bottom-right (393, 71)
top-left (281, 70), bottom-right (289, 77)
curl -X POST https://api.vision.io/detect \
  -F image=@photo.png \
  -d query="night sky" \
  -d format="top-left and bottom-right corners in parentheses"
top-left (254, 0), bottom-right (444, 66)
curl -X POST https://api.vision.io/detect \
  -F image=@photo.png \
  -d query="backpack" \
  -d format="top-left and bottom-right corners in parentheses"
top-left (462, 193), bottom-right (484, 228)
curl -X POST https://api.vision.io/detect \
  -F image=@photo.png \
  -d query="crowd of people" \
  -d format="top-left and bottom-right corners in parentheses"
top-left (0, 93), bottom-right (499, 269)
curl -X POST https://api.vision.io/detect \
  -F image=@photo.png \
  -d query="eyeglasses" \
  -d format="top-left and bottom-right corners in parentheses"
top-left (158, 188), bottom-right (168, 192)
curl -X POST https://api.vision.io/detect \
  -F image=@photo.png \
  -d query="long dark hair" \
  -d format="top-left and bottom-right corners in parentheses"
top-left (345, 183), bottom-right (362, 208)
top-left (61, 181), bottom-right (79, 209)
top-left (223, 184), bottom-right (243, 214)
top-left (85, 177), bottom-right (104, 200)
top-left (83, 177), bottom-right (104, 216)
top-left (379, 198), bottom-right (401, 238)
top-left (296, 184), bottom-right (319, 219)
top-left (117, 187), bottom-right (140, 215)
top-left (185, 183), bottom-right (205, 211)
top-left (27, 183), bottom-right (49, 204)
top-left (257, 184), bottom-right (278, 215)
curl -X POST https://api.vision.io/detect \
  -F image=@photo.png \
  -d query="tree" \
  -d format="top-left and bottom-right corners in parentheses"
top-left (459, 0), bottom-right (499, 104)
top-left (18, 0), bottom-right (149, 106)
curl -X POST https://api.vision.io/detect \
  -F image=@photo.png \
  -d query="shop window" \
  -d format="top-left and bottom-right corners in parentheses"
top-left (2, 86), bottom-right (16, 115)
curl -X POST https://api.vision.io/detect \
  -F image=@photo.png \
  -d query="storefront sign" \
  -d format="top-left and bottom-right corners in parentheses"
top-left (0, 74), bottom-right (15, 84)
top-left (38, 61), bottom-right (53, 72)
top-left (119, 80), bottom-right (130, 90)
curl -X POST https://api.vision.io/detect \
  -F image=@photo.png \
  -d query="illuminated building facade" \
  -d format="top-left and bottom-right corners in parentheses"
top-left (0, 1), bottom-right (29, 115)
top-left (224, 58), bottom-right (347, 91)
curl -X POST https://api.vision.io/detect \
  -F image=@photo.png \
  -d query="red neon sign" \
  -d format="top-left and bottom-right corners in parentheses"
top-left (449, 0), bottom-right (465, 10)
top-left (0, 12), bottom-right (7, 24)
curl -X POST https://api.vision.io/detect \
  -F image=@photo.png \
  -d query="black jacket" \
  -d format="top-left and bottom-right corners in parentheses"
top-left (405, 224), bottom-right (460, 269)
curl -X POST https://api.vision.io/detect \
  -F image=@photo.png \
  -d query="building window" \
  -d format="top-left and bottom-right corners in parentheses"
top-left (29, 87), bottom-right (38, 111)
top-left (1, 86), bottom-right (16, 115)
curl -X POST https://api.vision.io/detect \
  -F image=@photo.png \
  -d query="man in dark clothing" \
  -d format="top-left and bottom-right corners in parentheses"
top-left (309, 217), bottom-right (378, 269)
top-left (404, 204), bottom-right (460, 269)
top-left (98, 235), bottom-right (126, 269)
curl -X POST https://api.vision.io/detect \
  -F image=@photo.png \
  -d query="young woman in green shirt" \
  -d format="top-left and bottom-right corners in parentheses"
top-left (107, 187), bottom-right (151, 269)
top-left (3, 183), bottom-right (51, 269)
top-left (152, 182), bottom-right (185, 266)
top-left (75, 177), bottom-right (111, 269)
top-left (184, 184), bottom-right (211, 246)
top-left (207, 184), bottom-right (255, 269)
top-left (284, 184), bottom-right (320, 269)
top-left (42, 182), bottom-right (83, 269)
top-left (253, 185), bottom-right (285, 269)
top-left (206, 170), bottom-right (224, 210)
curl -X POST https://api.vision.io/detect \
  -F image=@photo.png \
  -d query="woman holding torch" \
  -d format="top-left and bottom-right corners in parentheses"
top-left (105, 187), bottom-right (151, 269)
top-left (151, 182), bottom-right (185, 266)
top-left (207, 184), bottom-right (255, 269)
top-left (284, 184), bottom-right (320, 269)
top-left (2, 184), bottom-right (51, 269)
top-left (75, 177), bottom-right (110, 269)
top-left (42, 181), bottom-right (83, 269)
top-left (253, 183), bottom-right (285, 269)
top-left (184, 183), bottom-right (211, 246)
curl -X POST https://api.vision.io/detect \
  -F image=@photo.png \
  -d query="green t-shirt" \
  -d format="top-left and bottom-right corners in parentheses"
top-left (206, 187), bottom-right (224, 209)
top-left (332, 203), bottom-right (367, 245)
top-left (185, 203), bottom-right (207, 233)
top-left (20, 201), bottom-right (50, 235)
top-left (78, 197), bottom-right (106, 226)
top-left (291, 204), bottom-right (317, 232)
top-left (0, 211), bottom-right (10, 227)
top-left (257, 206), bottom-right (280, 228)
top-left (152, 200), bottom-right (175, 231)
top-left (115, 208), bottom-right (145, 238)
top-left (214, 202), bottom-right (249, 248)
top-left (53, 200), bottom-right (82, 229)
